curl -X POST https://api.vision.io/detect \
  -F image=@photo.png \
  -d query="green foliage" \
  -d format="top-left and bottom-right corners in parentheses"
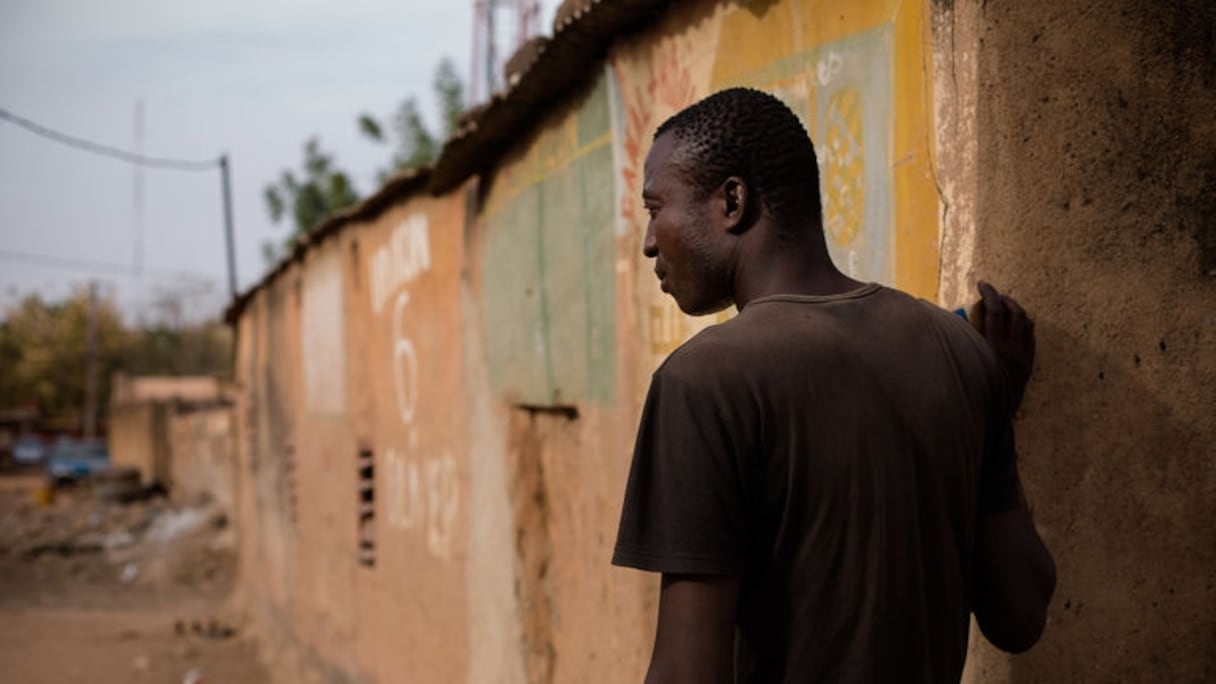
top-left (391, 98), bottom-right (437, 173)
top-left (261, 57), bottom-right (466, 268)
top-left (358, 58), bottom-right (466, 183)
top-left (434, 58), bottom-right (464, 136)
top-left (120, 321), bottom-right (231, 378)
top-left (357, 114), bottom-right (384, 142)
top-left (0, 290), bottom-right (232, 431)
top-left (0, 291), bottom-right (126, 423)
top-left (261, 138), bottom-right (360, 264)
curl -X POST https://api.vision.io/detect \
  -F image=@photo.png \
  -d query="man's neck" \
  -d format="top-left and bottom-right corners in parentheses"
top-left (731, 230), bottom-right (865, 309)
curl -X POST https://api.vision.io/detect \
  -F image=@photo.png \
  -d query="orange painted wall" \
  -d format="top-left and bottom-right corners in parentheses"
top-left (230, 0), bottom-right (947, 681)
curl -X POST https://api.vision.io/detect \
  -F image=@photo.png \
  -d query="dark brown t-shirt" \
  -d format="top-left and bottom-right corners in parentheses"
top-left (613, 284), bottom-right (1019, 683)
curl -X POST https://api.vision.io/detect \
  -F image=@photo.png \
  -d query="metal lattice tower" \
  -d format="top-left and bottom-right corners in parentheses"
top-left (471, 0), bottom-right (542, 103)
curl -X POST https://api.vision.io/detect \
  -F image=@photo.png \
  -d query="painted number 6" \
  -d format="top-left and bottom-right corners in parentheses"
top-left (392, 291), bottom-right (418, 427)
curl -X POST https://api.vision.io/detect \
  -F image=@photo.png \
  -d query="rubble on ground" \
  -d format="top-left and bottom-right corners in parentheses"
top-left (0, 477), bottom-right (236, 609)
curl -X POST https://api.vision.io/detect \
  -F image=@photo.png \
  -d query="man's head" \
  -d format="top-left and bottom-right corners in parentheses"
top-left (642, 88), bottom-right (822, 315)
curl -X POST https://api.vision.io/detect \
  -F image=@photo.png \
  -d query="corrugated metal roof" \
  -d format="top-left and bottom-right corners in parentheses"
top-left (228, 0), bottom-right (674, 321)
top-left (427, 0), bottom-right (672, 193)
top-left (224, 167), bottom-right (430, 323)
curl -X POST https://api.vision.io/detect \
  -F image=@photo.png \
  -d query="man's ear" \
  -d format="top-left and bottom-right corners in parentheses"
top-left (720, 176), bottom-right (751, 234)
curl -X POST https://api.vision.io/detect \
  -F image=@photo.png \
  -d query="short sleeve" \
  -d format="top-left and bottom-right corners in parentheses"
top-left (612, 364), bottom-right (748, 575)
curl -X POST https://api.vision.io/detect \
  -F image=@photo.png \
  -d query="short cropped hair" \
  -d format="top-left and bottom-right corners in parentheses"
top-left (655, 88), bottom-right (821, 228)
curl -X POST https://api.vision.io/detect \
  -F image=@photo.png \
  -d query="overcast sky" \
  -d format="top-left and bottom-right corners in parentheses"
top-left (0, 0), bottom-right (561, 323)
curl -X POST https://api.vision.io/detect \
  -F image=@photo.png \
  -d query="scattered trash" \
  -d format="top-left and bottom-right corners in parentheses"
top-left (103, 530), bottom-right (136, 550)
top-left (3, 477), bottom-right (238, 614)
top-left (93, 466), bottom-right (143, 503)
top-left (189, 617), bottom-right (236, 640)
top-left (22, 539), bottom-right (103, 558)
top-left (1, 476), bottom-right (262, 680)
top-left (33, 485), bottom-right (55, 506)
top-left (146, 508), bottom-right (210, 545)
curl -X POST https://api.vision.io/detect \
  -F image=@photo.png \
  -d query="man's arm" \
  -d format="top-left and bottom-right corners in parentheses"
top-left (974, 484), bottom-right (1057, 652)
top-left (971, 281), bottom-right (1035, 410)
top-left (645, 574), bottom-right (740, 684)
top-left (971, 282), bottom-right (1057, 652)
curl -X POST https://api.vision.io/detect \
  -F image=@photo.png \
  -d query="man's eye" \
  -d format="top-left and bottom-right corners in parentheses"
top-left (644, 205), bottom-right (657, 218)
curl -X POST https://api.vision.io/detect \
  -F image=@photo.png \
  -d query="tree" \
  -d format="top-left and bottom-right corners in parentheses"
top-left (358, 58), bottom-right (465, 183)
top-left (262, 138), bottom-right (360, 262)
top-left (259, 57), bottom-right (466, 268)
top-left (0, 289), bottom-right (129, 429)
top-left (0, 289), bottom-right (232, 432)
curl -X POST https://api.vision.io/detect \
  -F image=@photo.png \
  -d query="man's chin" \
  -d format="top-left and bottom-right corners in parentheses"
top-left (674, 296), bottom-right (732, 317)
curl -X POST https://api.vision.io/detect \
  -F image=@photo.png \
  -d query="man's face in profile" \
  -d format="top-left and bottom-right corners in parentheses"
top-left (641, 132), bottom-right (734, 316)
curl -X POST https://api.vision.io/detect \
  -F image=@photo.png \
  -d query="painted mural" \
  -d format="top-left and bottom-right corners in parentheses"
top-left (364, 206), bottom-right (467, 563)
top-left (481, 71), bottom-right (618, 406)
top-left (229, 1), bottom-right (944, 680)
top-left (609, 13), bottom-right (726, 365)
top-left (608, 0), bottom-right (939, 367)
top-left (707, 0), bottom-right (938, 296)
top-left (350, 196), bottom-right (472, 681)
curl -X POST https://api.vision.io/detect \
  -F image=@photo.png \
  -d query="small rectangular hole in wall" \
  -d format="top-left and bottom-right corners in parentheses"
top-left (283, 441), bottom-right (298, 529)
top-left (515, 403), bottom-right (580, 420)
top-left (357, 444), bottom-right (375, 567)
top-left (349, 239), bottom-right (362, 293)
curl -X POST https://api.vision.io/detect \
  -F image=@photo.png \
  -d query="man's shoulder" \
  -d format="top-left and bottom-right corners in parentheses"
top-left (857, 285), bottom-right (999, 357)
top-left (654, 286), bottom-right (999, 381)
top-left (656, 322), bottom-right (743, 383)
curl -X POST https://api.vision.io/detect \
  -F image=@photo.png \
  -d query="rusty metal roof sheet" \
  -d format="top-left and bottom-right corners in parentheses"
top-left (229, 0), bottom-right (673, 321)
top-left (224, 167), bottom-right (430, 323)
top-left (427, 0), bottom-right (671, 193)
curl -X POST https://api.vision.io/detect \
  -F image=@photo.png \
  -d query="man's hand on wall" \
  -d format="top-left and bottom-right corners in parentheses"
top-left (970, 281), bottom-right (1036, 411)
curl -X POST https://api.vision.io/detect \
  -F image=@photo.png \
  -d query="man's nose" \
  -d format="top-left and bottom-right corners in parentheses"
top-left (643, 224), bottom-right (658, 258)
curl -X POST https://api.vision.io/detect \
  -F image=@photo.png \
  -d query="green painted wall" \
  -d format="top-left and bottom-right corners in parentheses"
top-left (482, 74), bottom-right (617, 406)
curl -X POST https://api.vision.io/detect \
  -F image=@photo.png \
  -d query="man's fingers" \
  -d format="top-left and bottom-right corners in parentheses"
top-left (1005, 296), bottom-right (1024, 317)
top-left (1007, 296), bottom-right (1027, 340)
top-left (977, 281), bottom-right (1000, 307)
top-left (978, 281), bottom-right (1009, 340)
top-left (974, 281), bottom-right (1036, 410)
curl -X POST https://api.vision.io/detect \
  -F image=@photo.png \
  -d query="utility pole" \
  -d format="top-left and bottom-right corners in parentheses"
top-left (220, 155), bottom-right (237, 299)
top-left (133, 99), bottom-right (145, 277)
top-left (82, 281), bottom-right (100, 439)
top-left (471, 1), bottom-right (542, 103)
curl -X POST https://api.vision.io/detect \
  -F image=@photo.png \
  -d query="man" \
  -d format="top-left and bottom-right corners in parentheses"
top-left (612, 88), bottom-right (1055, 682)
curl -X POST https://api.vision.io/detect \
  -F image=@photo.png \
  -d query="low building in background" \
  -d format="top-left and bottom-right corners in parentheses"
top-left (107, 374), bottom-right (235, 510)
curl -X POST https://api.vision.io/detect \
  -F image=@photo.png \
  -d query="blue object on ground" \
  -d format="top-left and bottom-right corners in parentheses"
top-left (45, 439), bottom-right (109, 481)
top-left (11, 435), bottom-right (45, 464)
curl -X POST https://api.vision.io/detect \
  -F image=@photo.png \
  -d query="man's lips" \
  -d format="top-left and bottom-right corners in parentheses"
top-left (654, 268), bottom-right (668, 292)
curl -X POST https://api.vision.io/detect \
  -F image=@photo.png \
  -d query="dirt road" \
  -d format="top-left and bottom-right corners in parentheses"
top-left (0, 470), bottom-right (268, 683)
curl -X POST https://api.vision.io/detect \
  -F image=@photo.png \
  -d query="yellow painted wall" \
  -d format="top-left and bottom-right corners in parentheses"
top-left (231, 1), bottom-right (1216, 681)
top-left (231, 1), bottom-right (944, 681)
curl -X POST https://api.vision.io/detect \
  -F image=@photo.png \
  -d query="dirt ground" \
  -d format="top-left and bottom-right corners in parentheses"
top-left (0, 468), bottom-right (268, 684)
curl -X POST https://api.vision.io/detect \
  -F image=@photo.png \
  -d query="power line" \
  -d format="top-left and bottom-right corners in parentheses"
top-left (0, 106), bottom-right (219, 171)
top-left (1, 105), bottom-right (240, 297)
top-left (0, 247), bottom-right (222, 283)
